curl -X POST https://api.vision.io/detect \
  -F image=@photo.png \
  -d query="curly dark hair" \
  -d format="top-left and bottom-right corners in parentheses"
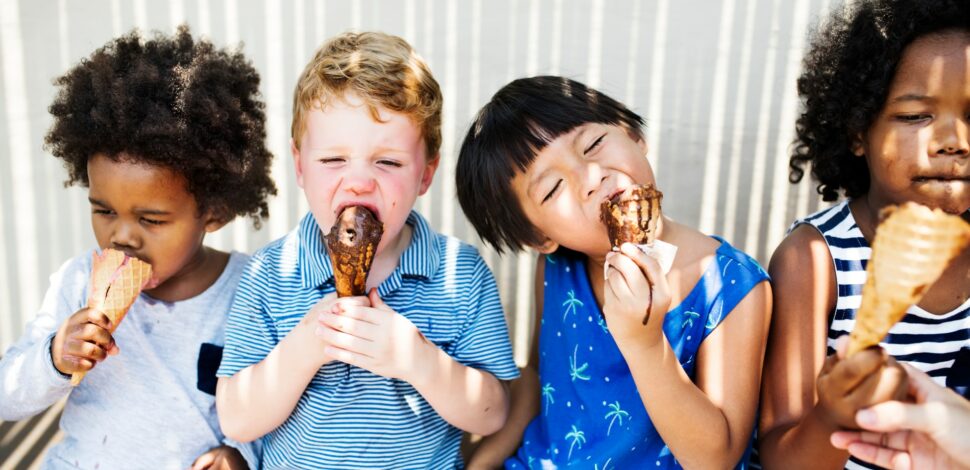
top-left (790, 0), bottom-right (970, 201)
top-left (45, 25), bottom-right (276, 227)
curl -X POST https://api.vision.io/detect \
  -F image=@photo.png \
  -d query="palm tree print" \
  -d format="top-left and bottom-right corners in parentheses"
top-left (594, 458), bottom-right (614, 470)
top-left (542, 383), bottom-right (556, 414)
top-left (562, 290), bottom-right (583, 321)
top-left (681, 310), bottom-right (700, 328)
top-left (565, 425), bottom-right (586, 460)
top-left (604, 401), bottom-right (630, 436)
top-left (569, 345), bottom-right (590, 381)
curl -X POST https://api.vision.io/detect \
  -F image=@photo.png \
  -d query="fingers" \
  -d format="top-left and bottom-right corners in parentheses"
top-left (834, 335), bottom-right (850, 359)
top-left (316, 326), bottom-right (374, 358)
top-left (847, 357), bottom-right (907, 410)
top-left (619, 243), bottom-right (669, 294)
top-left (191, 450), bottom-right (217, 470)
top-left (856, 399), bottom-right (939, 434)
top-left (82, 308), bottom-right (114, 332)
top-left (824, 347), bottom-right (888, 396)
top-left (845, 441), bottom-right (911, 470)
top-left (368, 288), bottom-right (392, 311)
top-left (318, 311), bottom-right (376, 340)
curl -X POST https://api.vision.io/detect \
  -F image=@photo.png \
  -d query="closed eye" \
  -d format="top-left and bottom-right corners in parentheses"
top-left (319, 157), bottom-right (345, 164)
top-left (377, 159), bottom-right (403, 168)
top-left (141, 217), bottom-right (165, 226)
top-left (584, 134), bottom-right (605, 154)
top-left (895, 114), bottom-right (931, 123)
top-left (92, 208), bottom-right (113, 216)
top-left (542, 180), bottom-right (562, 204)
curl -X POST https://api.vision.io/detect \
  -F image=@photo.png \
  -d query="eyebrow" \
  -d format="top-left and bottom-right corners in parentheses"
top-left (88, 197), bottom-right (171, 216)
top-left (890, 93), bottom-right (935, 104)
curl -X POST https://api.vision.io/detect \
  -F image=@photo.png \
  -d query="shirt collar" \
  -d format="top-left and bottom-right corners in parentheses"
top-left (298, 210), bottom-right (440, 290)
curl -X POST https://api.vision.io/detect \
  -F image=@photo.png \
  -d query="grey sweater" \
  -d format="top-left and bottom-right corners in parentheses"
top-left (0, 250), bottom-right (258, 469)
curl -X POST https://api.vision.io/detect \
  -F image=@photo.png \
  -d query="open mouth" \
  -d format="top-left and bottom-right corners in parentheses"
top-left (335, 202), bottom-right (381, 222)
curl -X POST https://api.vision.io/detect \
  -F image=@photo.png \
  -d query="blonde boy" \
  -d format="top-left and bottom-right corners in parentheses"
top-left (215, 32), bottom-right (518, 468)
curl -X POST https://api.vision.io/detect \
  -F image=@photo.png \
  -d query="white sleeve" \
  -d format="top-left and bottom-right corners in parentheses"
top-left (0, 255), bottom-right (89, 421)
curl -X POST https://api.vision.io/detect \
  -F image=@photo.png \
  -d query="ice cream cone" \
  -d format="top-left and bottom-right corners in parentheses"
top-left (600, 183), bottom-right (664, 248)
top-left (847, 203), bottom-right (970, 356)
top-left (71, 248), bottom-right (153, 385)
top-left (325, 206), bottom-right (384, 297)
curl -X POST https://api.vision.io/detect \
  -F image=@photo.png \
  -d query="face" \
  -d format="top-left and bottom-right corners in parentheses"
top-left (858, 30), bottom-right (970, 214)
top-left (511, 123), bottom-right (654, 256)
top-left (292, 93), bottom-right (438, 254)
top-left (87, 154), bottom-right (223, 293)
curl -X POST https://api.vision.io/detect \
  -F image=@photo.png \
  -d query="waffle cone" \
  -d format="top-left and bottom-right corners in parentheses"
top-left (847, 203), bottom-right (970, 356)
top-left (600, 183), bottom-right (664, 248)
top-left (71, 249), bottom-right (153, 385)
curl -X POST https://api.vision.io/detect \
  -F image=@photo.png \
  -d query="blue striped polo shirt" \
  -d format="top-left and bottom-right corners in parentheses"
top-left (218, 210), bottom-right (519, 469)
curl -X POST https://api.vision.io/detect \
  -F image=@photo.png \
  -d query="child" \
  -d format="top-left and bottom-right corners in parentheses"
top-left (215, 31), bottom-right (519, 469)
top-left (758, 0), bottom-right (970, 468)
top-left (0, 26), bottom-right (276, 469)
top-left (458, 76), bottom-right (772, 469)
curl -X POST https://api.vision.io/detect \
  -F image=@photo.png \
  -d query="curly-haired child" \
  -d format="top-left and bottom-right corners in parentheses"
top-left (758, 1), bottom-right (970, 468)
top-left (0, 26), bottom-right (276, 470)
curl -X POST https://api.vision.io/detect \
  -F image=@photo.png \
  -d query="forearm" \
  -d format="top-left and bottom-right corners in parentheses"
top-left (217, 326), bottom-right (324, 442)
top-left (412, 346), bottom-right (510, 436)
top-left (467, 367), bottom-right (539, 469)
top-left (0, 334), bottom-right (72, 421)
top-left (759, 406), bottom-right (850, 470)
top-left (621, 337), bottom-right (743, 470)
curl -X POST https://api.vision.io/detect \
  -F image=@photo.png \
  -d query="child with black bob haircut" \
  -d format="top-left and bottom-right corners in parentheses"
top-left (0, 25), bottom-right (276, 469)
top-left (458, 76), bottom-right (771, 469)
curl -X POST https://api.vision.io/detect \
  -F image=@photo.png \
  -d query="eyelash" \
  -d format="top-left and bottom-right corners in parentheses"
top-left (585, 134), bottom-right (605, 154)
top-left (542, 180), bottom-right (562, 203)
top-left (378, 159), bottom-right (403, 167)
top-left (896, 114), bottom-right (930, 122)
top-left (93, 209), bottom-right (164, 226)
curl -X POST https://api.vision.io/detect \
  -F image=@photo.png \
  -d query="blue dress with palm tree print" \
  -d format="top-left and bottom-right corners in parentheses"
top-left (507, 237), bottom-right (768, 469)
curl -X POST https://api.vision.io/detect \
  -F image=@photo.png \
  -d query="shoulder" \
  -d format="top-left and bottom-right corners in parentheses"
top-left (768, 220), bottom-right (837, 325)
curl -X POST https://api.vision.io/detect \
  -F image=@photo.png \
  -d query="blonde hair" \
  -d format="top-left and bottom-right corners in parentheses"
top-left (291, 31), bottom-right (442, 160)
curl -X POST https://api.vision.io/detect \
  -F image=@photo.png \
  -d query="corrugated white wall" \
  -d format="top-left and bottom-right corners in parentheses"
top-left (0, 0), bottom-right (834, 365)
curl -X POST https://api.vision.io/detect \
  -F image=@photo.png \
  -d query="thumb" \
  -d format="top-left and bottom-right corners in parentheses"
top-left (834, 335), bottom-right (850, 360)
top-left (190, 450), bottom-right (216, 470)
top-left (855, 400), bottom-right (937, 434)
top-left (368, 288), bottom-right (391, 311)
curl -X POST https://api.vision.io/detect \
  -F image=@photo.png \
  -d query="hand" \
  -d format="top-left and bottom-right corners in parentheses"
top-left (51, 307), bottom-right (119, 376)
top-left (316, 288), bottom-right (434, 383)
top-left (296, 293), bottom-right (369, 368)
top-left (602, 242), bottom-right (672, 349)
top-left (830, 364), bottom-right (970, 470)
top-left (816, 336), bottom-right (908, 429)
top-left (190, 445), bottom-right (248, 470)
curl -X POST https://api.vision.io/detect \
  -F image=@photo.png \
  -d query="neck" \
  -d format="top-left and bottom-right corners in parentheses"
top-left (145, 245), bottom-right (228, 303)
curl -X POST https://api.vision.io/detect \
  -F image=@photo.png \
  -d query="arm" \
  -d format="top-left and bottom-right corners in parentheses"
top-left (0, 259), bottom-right (87, 420)
top-left (466, 256), bottom-right (546, 469)
top-left (321, 288), bottom-right (511, 436)
top-left (758, 226), bottom-right (907, 469)
top-left (216, 293), bottom-right (364, 442)
top-left (605, 243), bottom-right (772, 469)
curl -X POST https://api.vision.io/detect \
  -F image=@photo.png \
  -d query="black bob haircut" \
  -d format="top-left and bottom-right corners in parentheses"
top-left (456, 76), bottom-right (644, 254)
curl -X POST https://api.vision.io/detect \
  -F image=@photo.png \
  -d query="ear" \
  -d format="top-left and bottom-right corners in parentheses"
top-left (533, 237), bottom-right (559, 255)
top-left (291, 138), bottom-right (306, 188)
top-left (418, 154), bottom-right (440, 196)
top-left (851, 134), bottom-right (866, 157)
top-left (203, 210), bottom-right (229, 233)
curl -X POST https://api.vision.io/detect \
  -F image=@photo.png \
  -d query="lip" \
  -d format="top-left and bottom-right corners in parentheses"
top-left (913, 176), bottom-right (970, 183)
top-left (334, 201), bottom-right (381, 221)
top-left (604, 186), bottom-right (628, 203)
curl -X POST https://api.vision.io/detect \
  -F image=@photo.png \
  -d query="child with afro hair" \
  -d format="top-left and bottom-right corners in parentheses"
top-left (0, 25), bottom-right (276, 469)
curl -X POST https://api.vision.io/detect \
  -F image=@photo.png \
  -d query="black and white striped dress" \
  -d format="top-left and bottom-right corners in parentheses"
top-left (796, 200), bottom-right (970, 470)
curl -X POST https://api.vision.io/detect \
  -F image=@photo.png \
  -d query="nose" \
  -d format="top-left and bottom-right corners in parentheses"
top-left (581, 162), bottom-right (607, 200)
top-left (932, 117), bottom-right (969, 157)
top-left (110, 221), bottom-right (141, 251)
top-left (342, 165), bottom-right (377, 195)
